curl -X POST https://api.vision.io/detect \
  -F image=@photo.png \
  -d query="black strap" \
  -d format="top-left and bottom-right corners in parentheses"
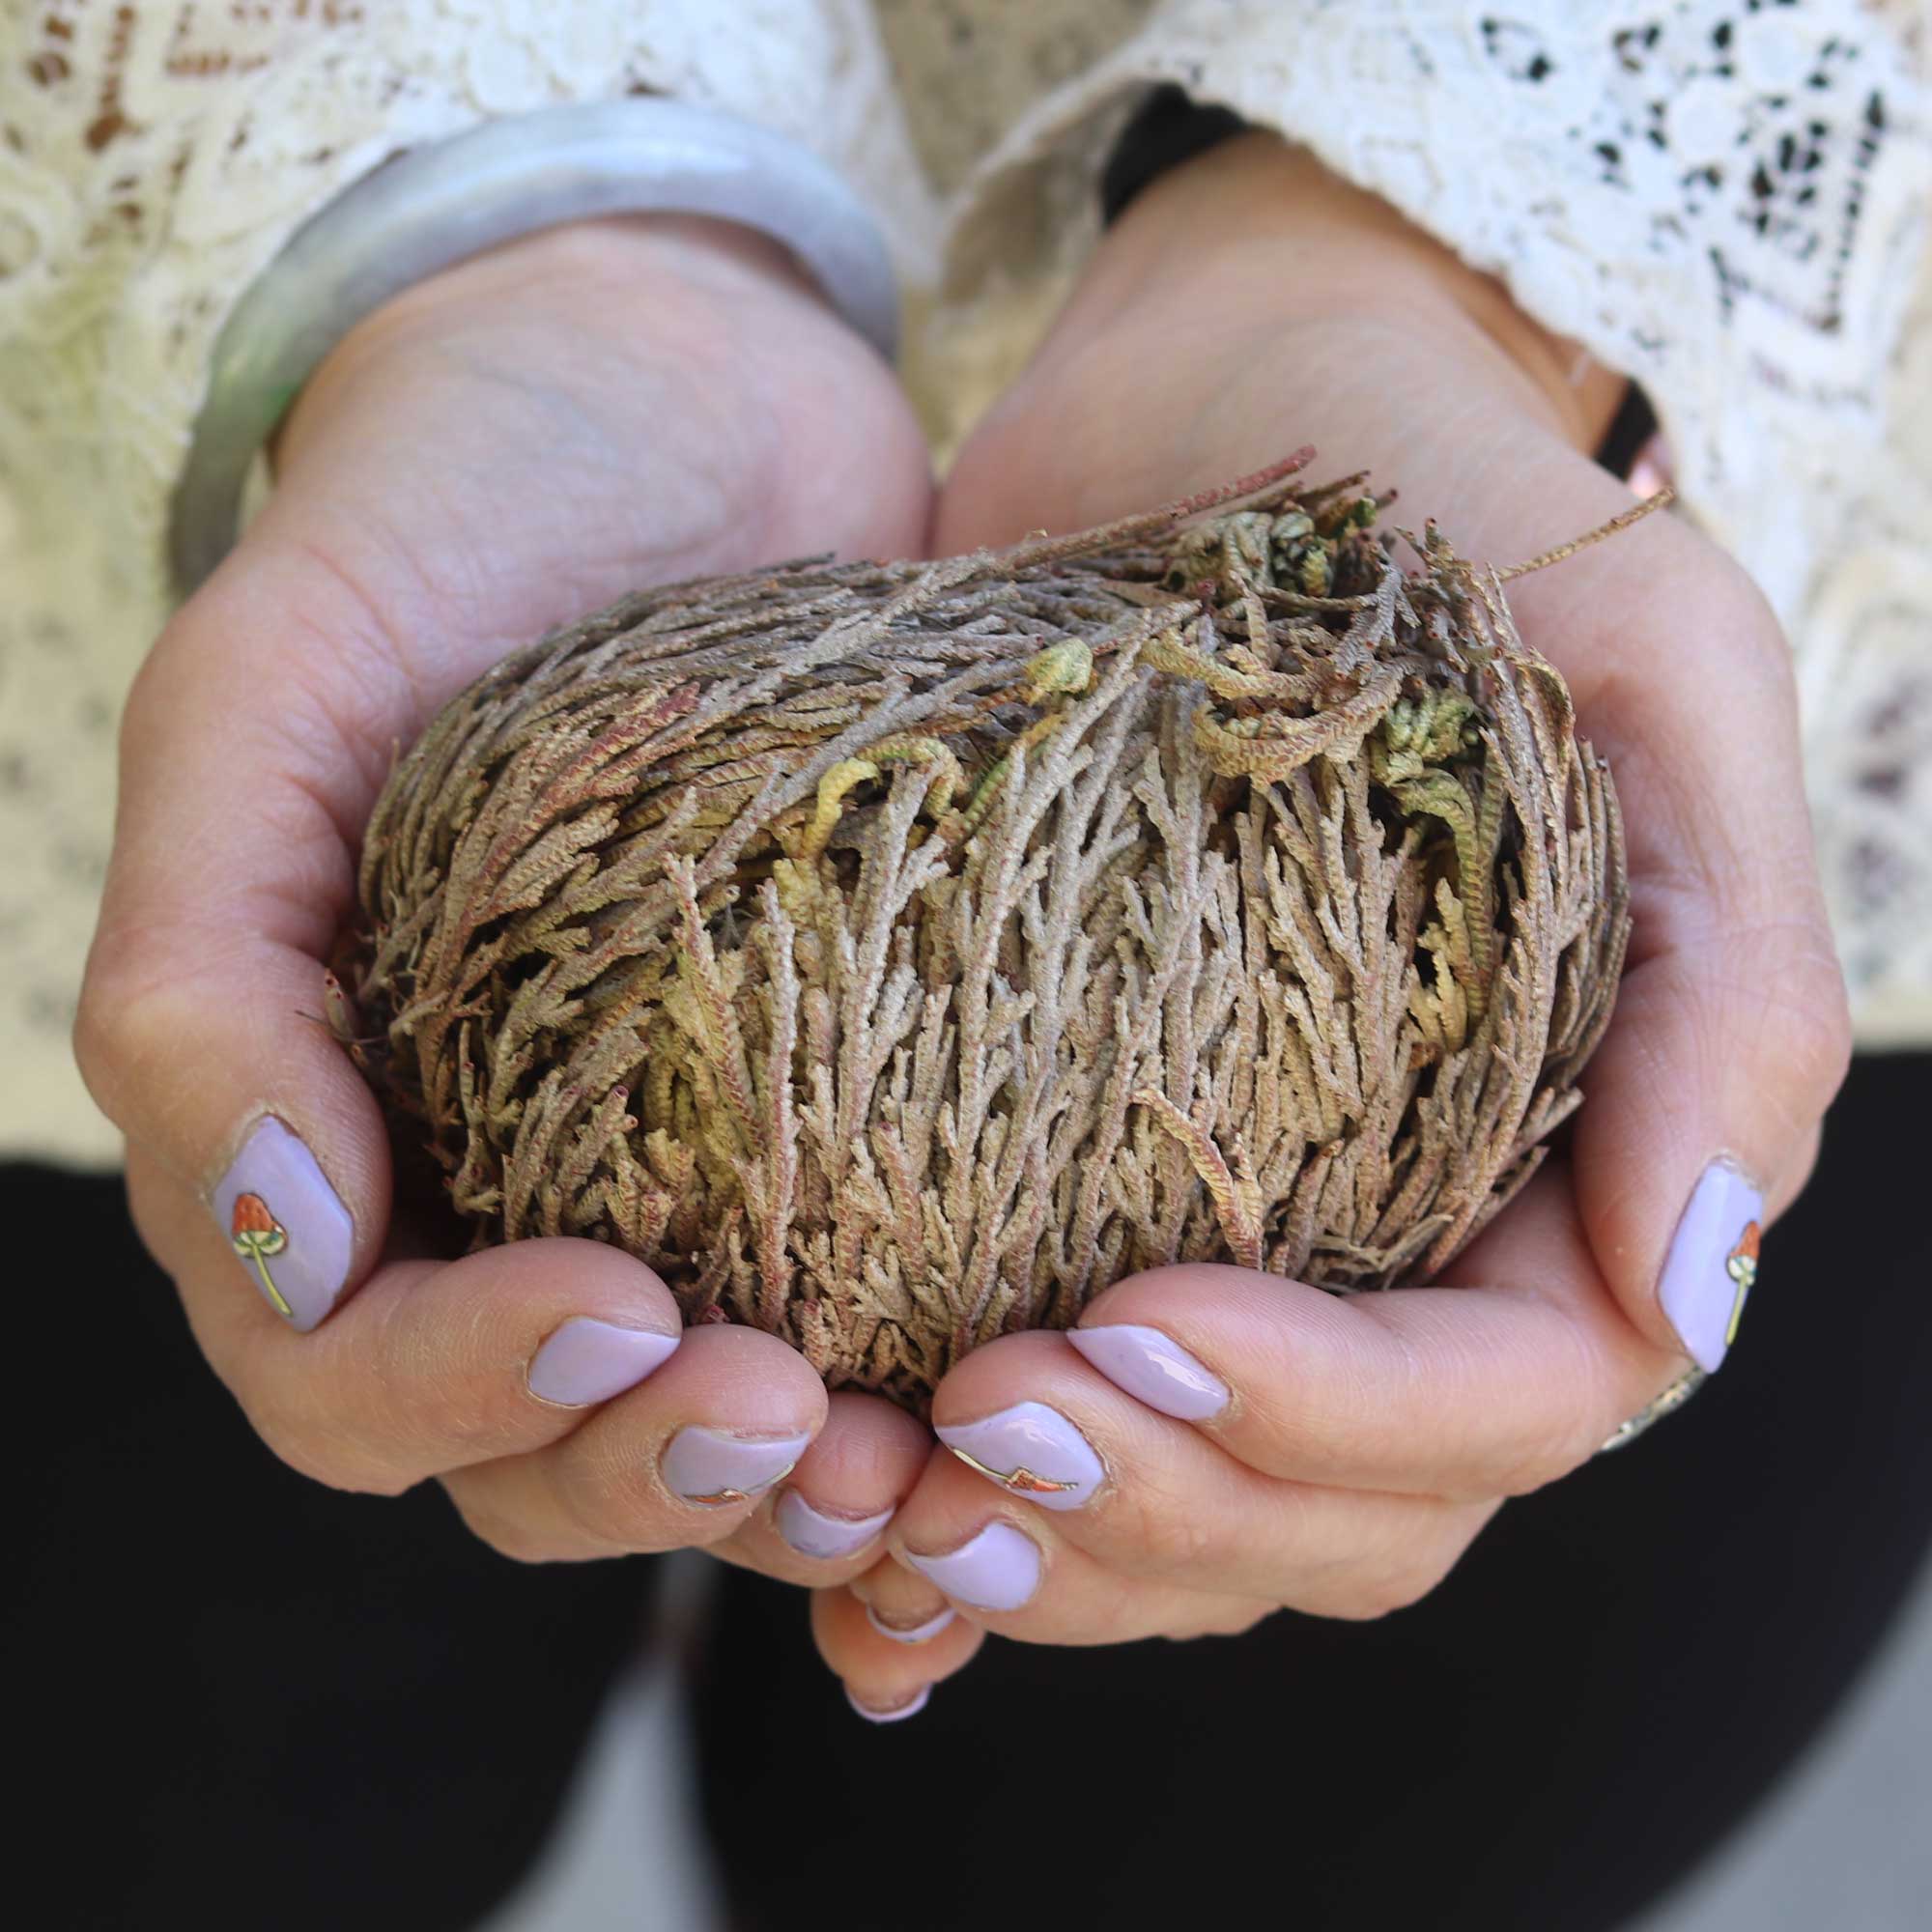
top-left (1100, 83), bottom-right (1253, 226)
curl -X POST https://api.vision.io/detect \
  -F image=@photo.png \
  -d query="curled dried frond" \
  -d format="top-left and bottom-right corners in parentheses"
top-left (347, 465), bottom-right (1630, 1411)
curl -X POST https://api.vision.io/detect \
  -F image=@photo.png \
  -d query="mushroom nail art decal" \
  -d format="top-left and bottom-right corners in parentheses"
top-left (230, 1193), bottom-right (293, 1319)
top-left (948, 1448), bottom-right (1085, 1496)
top-left (1658, 1160), bottom-right (1766, 1374)
top-left (936, 1403), bottom-right (1106, 1510)
top-left (213, 1118), bottom-right (355, 1331)
top-left (1724, 1221), bottom-right (1761, 1350)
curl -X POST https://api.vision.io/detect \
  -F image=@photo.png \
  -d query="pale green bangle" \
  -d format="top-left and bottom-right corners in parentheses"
top-left (168, 97), bottom-right (900, 600)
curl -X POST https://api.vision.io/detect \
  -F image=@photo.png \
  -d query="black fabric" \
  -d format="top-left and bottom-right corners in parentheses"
top-left (9, 1162), bottom-right (654, 1932)
top-left (1596, 380), bottom-right (1661, 483)
top-left (14, 1056), bottom-right (1931, 1930)
top-left (1100, 83), bottom-right (1254, 227)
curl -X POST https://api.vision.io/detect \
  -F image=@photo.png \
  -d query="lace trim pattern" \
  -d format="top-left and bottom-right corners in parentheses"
top-left (0, 1), bottom-right (932, 1160)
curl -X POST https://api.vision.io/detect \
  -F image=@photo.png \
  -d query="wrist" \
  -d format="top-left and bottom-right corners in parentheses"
top-left (339, 211), bottom-right (815, 329)
top-left (1093, 133), bottom-right (1627, 458)
top-left (271, 213), bottom-right (816, 481)
top-left (171, 97), bottom-right (900, 598)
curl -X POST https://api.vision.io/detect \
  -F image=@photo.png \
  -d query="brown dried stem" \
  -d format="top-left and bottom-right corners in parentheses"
top-left (346, 464), bottom-right (1631, 1411)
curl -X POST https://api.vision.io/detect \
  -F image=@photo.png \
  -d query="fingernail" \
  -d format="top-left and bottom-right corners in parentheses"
top-left (663, 1428), bottom-right (813, 1508)
top-left (1067, 1323), bottom-right (1230, 1421)
top-left (866, 1604), bottom-right (956, 1645)
top-left (1628, 430), bottom-right (1677, 500)
top-left (902, 1522), bottom-right (1041, 1611)
top-left (935, 1401), bottom-right (1104, 1511)
top-left (527, 1320), bottom-right (678, 1407)
top-left (1658, 1159), bottom-right (1764, 1373)
top-left (846, 1685), bottom-right (930, 1725)
top-left (213, 1116), bottom-right (354, 1332)
top-left (775, 1491), bottom-right (895, 1560)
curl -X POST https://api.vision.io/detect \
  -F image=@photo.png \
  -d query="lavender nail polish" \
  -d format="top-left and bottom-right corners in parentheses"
top-left (846, 1685), bottom-right (930, 1725)
top-left (213, 1117), bottom-right (354, 1332)
top-left (902, 1522), bottom-right (1041, 1611)
top-left (527, 1320), bottom-right (678, 1407)
top-left (866, 1605), bottom-right (956, 1645)
top-left (1658, 1159), bottom-right (1764, 1374)
top-left (936, 1401), bottom-right (1103, 1510)
top-left (775, 1491), bottom-right (895, 1560)
top-left (663, 1428), bottom-right (813, 1507)
top-left (1067, 1322), bottom-right (1230, 1421)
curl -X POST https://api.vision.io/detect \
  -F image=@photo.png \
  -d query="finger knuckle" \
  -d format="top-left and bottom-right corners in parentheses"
top-left (1167, 1600), bottom-right (1274, 1641)
top-left (1720, 580), bottom-right (1789, 668)
top-left (1654, 547), bottom-right (1791, 674)
top-left (1697, 936), bottom-right (1851, 1127)
top-left (444, 1490), bottom-right (569, 1565)
top-left (1311, 1587), bottom-right (1399, 1625)
top-left (1121, 1485), bottom-right (1218, 1574)
top-left (336, 1463), bottom-right (414, 1500)
top-left (71, 951), bottom-right (182, 1122)
top-left (1299, 1520), bottom-right (1473, 1621)
top-left (1329, 1563), bottom-right (1443, 1623)
top-left (475, 1525), bottom-right (555, 1566)
top-left (1494, 1418), bottom-right (1599, 1497)
top-left (1771, 958), bottom-right (1854, 1112)
top-left (1782, 1124), bottom-right (1825, 1201)
top-left (360, 1346), bottom-right (509, 1470)
top-left (244, 1393), bottom-right (411, 1498)
top-left (559, 1441), bottom-right (721, 1555)
top-left (234, 1391), bottom-right (312, 1478)
top-left (551, 1457), bottom-right (645, 1549)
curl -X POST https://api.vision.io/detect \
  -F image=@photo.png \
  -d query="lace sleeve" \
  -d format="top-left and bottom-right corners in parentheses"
top-left (0, 1), bottom-right (930, 1162)
top-left (4, 2), bottom-right (928, 587)
top-left (936, 0), bottom-right (1932, 1041)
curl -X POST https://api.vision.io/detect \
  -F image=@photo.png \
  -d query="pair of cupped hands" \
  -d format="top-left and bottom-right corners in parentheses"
top-left (78, 136), bottom-right (1847, 1721)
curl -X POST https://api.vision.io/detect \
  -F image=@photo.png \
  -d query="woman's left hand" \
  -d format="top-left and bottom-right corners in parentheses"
top-left (814, 133), bottom-right (1849, 1721)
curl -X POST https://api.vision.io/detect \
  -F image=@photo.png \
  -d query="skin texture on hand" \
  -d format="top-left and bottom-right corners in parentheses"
top-left (76, 213), bottom-right (942, 1584)
top-left (813, 136), bottom-right (1850, 1717)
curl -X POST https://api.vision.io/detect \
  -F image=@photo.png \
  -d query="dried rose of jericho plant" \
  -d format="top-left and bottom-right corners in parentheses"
top-left (342, 457), bottom-right (1633, 1411)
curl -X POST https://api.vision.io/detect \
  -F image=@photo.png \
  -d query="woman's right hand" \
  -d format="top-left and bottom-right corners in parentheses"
top-left (75, 213), bottom-right (942, 1583)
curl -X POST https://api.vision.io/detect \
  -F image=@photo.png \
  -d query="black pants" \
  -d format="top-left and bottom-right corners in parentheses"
top-left (15, 1055), bottom-right (1930, 1931)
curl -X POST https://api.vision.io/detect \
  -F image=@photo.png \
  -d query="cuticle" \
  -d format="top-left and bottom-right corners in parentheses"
top-left (524, 1380), bottom-right (595, 1412)
top-left (1707, 1149), bottom-right (1766, 1191)
top-left (851, 1685), bottom-right (929, 1718)
top-left (868, 1605), bottom-right (951, 1638)
top-left (919, 1518), bottom-right (1043, 1564)
top-left (791, 1495), bottom-right (895, 1527)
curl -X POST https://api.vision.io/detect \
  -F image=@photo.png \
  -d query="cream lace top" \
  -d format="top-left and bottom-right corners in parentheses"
top-left (1, 0), bottom-right (1926, 1164)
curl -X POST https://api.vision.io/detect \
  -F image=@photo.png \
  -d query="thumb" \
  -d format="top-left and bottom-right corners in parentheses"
top-left (1489, 457), bottom-right (1851, 1374)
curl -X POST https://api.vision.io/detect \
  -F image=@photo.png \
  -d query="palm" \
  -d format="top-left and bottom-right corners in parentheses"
top-left (248, 221), bottom-right (921, 815)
